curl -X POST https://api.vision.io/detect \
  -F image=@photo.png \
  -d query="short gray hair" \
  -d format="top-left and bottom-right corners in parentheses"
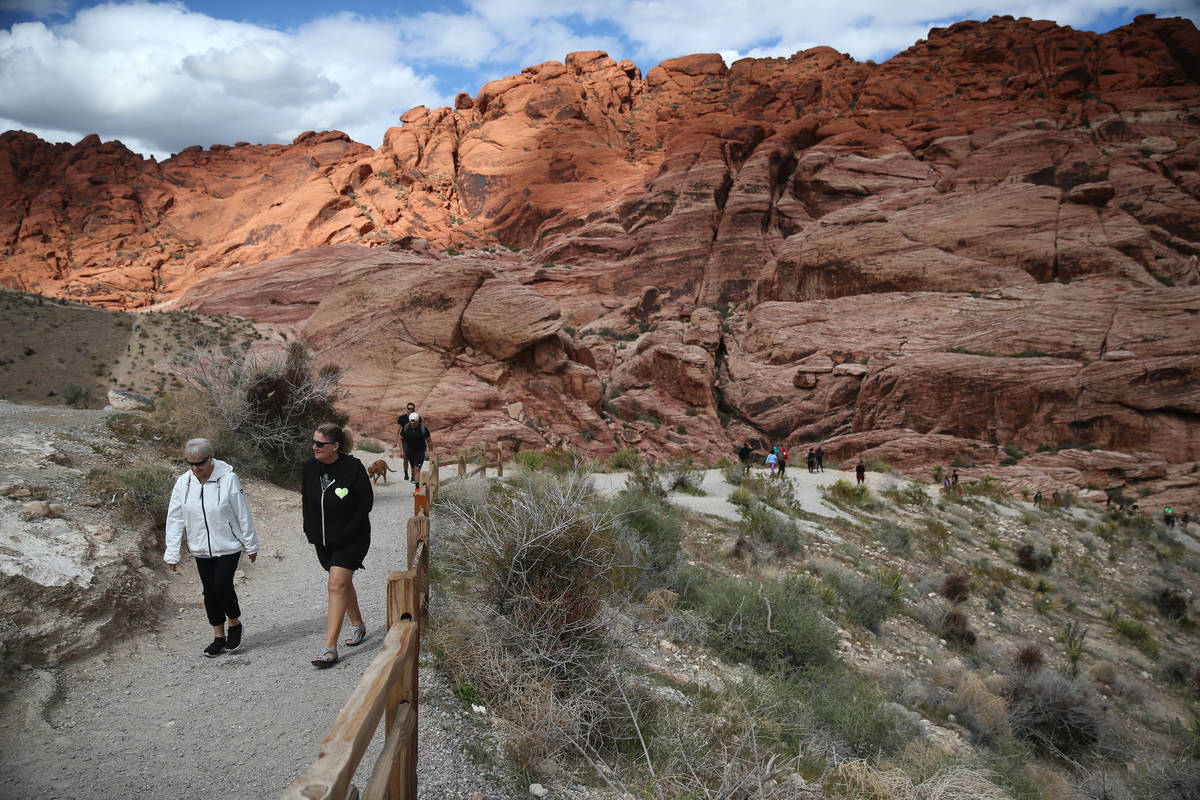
top-left (184, 438), bottom-right (214, 460)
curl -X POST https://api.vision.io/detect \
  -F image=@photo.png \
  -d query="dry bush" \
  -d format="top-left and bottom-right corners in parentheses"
top-left (940, 609), bottom-right (977, 647)
top-left (1015, 542), bottom-right (1053, 573)
top-left (954, 673), bottom-right (1011, 743)
top-left (940, 574), bottom-right (970, 604)
top-left (435, 471), bottom-right (643, 770)
top-left (1011, 644), bottom-right (1044, 673)
top-left (162, 341), bottom-right (345, 482)
top-left (1006, 670), bottom-right (1115, 757)
top-left (832, 760), bottom-right (1015, 800)
top-left (1151, 586), bottom-right (1190, 621)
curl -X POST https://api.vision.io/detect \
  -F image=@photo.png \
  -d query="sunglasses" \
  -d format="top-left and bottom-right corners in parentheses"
top-left (185, 457), bottom-right (210, 467)
top-left (312, 440), bottom-right (337, 448)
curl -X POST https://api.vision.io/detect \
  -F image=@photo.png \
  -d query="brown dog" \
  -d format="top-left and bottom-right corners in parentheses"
top-left (367, 459), bottom-right (397, 484)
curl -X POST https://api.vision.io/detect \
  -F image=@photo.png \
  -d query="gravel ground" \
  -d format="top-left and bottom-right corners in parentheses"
top-left (0, 429), bottom-right (523, 800)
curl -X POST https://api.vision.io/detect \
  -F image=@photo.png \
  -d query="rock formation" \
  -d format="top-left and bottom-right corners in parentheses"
top-left (2, 14), bottom-right (1199, 505)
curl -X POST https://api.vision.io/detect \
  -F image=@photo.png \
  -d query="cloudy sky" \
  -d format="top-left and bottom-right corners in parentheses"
top-left (1, 0), bottom-right (1196, 160)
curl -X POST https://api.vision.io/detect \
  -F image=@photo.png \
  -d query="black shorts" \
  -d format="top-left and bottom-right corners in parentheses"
top-left (314, 536), bottom-right (370, 571)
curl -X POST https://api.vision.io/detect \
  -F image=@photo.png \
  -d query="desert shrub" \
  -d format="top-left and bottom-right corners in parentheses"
top-left (1162, 659), bottom-right (1195, 688)
top-left (940, 609), bottom-right (977, 647)
top-left (537, 446), bottom-right (586, 475)
top-left (663, 453), bottom-right (705, 495)
top-left (720, 460), bottom-right (746, 486)
top-left (624, 459), bottom-right (666, 499)
top-left (513, 450), bottom-right (546, 472)
top-left (822, 567), bottom-right (906, 633)
top-left (161, 341), bottom-right (346, 483)
top-left (1151, 586), bottom-right (1190, 621)
top-left (940, 573), bottom-right (970, 603)
top-left (1007, 670), bottom-right (1113, 756)
top-left (876, 521), bottom-right (912, 555)
top-left (954, 672), bottom-right (1012, 743)
top-left (610, 488), bottom-right (683, 585)
top-left (738, 501), bottom-right (803, 556)
top-left (668, 564), bottom-right (708, 606)
top-left (823, 478), bottom-right (872, 507)
top-left (608, 446), bottom-right (641, 470)
top-left (357, 438), bottom-right (384, 453)
top-left (1106, 610), bottom-right (1159, 659)
top-left (61, 383), bottom-right (92, 409)
top-left (797, 665), bottom-right (920, 757)
top-left (87, 463), bottom-right (176, 525)
top-left (1016, 542), bottom-right (1053, 572)
top-left (1012, 644), bottom-right (1044, 673)
top-left (831, 760), bottom-right (1014, 800)
top-left (740, 473), bottom-right (801, 513)
top-left (1132, 761), bottom-right (1200, 800)
top-left (886, 484), bottom-right (930, 507)
top-left (699, 576), bottom-right (838, 673)
top-left (434, 471), bottom-right (640, 769)
top-left (728, 487), bottom-right (754, 507)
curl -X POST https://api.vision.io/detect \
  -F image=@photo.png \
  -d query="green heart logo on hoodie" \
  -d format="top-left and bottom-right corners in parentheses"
top-left (334, 488), bottom-right (349, 499)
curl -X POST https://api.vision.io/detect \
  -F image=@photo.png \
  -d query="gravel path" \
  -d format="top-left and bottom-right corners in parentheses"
top-left (0, 446), bottom-right (520, 800)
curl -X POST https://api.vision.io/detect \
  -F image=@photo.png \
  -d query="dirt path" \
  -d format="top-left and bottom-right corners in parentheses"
top-left (0, 451), bottom-right (516, 800)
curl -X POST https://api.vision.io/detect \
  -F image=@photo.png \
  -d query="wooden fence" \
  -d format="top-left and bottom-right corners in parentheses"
top-left (282, 443), bottom-right (509, 800)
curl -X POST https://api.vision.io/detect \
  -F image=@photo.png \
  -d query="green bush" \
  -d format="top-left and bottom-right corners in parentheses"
top-left (728, 487), bottom-right (754, 507)
top-left (876, 521), bottom-right (912, 555)
top-left (61, 383), bottom-right (92, 409)
top-left (1107, 610), bottom-right (1159, 658)
top-left (608, 446), bottom-right (641, 470)
top-left (88, 463), bottom-right (176, 525)
top-left (823, 478), bottom-right (872, 507)
top-left (795, 665), bottom-right (920, 757)
top-left (513, 450), bottom-right (546, 471)
top-left (822, 567), bottom-right (907, 633)
top-left (699, 576), bottom-right (838, 672)
top-left (740, 473), bottom-right (801, 513)
top-left (610, 489), bottom-right (683, 584)
top-left (738, 501), bottom-right (802, 555)
top-left (357, 438), bottom-right (384, 453)
top-left (663, 453), bottom-right (705, 495)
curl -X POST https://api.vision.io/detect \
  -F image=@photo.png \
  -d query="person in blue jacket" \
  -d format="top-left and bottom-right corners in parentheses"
top-left (165, 437), bottom-right (260, 658)
top-left (302, 422), bottom-right (373, 668)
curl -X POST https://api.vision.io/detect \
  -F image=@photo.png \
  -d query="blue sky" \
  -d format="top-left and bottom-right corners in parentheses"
top-left (1, 0), bottom-right (1196, 159)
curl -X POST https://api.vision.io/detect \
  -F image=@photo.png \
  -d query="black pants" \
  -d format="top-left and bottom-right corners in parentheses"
top-left (194, 552), bottom-right (242, 628)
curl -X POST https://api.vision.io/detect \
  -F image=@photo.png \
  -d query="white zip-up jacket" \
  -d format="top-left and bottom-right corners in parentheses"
top-left (164, 459), bottom-right (260, 564)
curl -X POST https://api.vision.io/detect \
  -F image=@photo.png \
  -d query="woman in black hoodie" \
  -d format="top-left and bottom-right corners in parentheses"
top-left (302, 422), bottom-right (373, 668)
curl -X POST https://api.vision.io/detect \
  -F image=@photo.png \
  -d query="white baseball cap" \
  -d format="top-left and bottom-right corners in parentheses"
top-left (409, 412), bottom-right (419, 422)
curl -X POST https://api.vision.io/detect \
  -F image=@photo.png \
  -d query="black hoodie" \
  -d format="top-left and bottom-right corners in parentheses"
top-left (301, 453), bottom-right (373, 548)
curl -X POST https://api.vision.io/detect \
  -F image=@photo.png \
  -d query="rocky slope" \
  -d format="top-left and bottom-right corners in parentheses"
top-left (1, 14), bottom-right (1199, 506)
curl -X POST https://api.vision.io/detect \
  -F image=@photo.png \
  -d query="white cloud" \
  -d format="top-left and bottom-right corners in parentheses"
top-left (1, 0), bottom-right (1196, 160)
top-left (0, 2), bottom-right (442, 158)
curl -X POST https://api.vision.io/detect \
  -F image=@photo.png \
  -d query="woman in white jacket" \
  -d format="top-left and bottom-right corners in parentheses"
top-left (165, 438), bottom-right (260, 657)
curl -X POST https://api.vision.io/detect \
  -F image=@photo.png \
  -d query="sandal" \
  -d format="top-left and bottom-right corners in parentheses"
top-left (344, 625), bottom-right (367, 647)
top-left (311, 647), bottom-right (338, 668)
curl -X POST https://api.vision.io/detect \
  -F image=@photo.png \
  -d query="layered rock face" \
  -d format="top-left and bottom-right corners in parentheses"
top-left (3, 14), bottom-right (1200, 505)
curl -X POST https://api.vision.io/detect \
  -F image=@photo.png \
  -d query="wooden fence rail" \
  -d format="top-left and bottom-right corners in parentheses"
top-left (282, 484), bottom-right (432, 800)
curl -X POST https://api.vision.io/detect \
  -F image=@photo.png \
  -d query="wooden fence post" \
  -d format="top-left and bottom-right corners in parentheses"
top-left (457, 448), bottom-right (466, 477)
top-left (495, 440), bottom-right (503, 477)
top-left (385, 569), bottom-right (420, 800)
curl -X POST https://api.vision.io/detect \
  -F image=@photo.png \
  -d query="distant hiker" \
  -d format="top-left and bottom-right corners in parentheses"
top-left (951, 469), bottom-right (959, 485)
top-left (402, 412), bottom-right (433, 488)
top-left (395, 401), bottom-right (417, 480)
top-left (738, 442), bottom-right (753, 476)
top-left (1051, 490), bottom-right (1060, 506)
top-left (815, 445), bottom-right (824, 472)
top-left (855, 460), bottom-right (866, 485)
top-left (766, 450), bottom-right (778, 475)
top-left (1164, 506), bottom-right (1175, 527)
top-left (778, 444), bottom-right (789, 477)
top-left (165, 437), bottom-right (260, 659)
top-left (806, 448), bottom-right (815, 473)
top-left (303, 423), bottom-right (373, 669)
top-left (1033, 490), bottom-right (1043, 507)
